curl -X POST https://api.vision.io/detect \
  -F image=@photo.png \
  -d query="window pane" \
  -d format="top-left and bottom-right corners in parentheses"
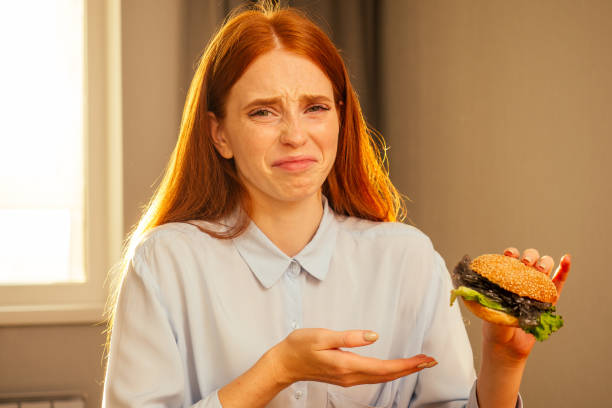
top-left (0, 0), bottom-right (85, 284)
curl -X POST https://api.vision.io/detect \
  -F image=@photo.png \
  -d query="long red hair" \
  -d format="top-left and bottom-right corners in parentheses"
top-left (103, 1), bottom-right (407, 362)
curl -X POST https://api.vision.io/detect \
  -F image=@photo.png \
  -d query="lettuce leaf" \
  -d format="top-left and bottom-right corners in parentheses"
top-left (450, 286), bottom-right (508, 312)
top-left (450, 286), bottom-right (564, 342)
top-left (524, 310), bottom-right (564, 341)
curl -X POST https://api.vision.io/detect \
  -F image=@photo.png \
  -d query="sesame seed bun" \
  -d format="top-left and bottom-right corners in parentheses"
top-left (462, 299), bottom-right (519, 327)
top-left (469, 254), bottom-right (558, 303)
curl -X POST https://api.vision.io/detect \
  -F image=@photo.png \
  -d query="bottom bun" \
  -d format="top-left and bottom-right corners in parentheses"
top-left (462, 299), bottom-right (519, 327)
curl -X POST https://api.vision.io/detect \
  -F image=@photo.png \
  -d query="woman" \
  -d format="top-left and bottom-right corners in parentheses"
top-left (102, 3), bottom-right (571, 407)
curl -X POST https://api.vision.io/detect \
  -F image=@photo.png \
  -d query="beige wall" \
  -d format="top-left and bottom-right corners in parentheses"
top-left (382, 0), bottom-right (612, 406)
top-left (1, 1), bottom-right (610, 407)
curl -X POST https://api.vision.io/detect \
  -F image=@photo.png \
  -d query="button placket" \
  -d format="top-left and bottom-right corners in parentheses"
top-left (284, 260), bottom-right (303, 335)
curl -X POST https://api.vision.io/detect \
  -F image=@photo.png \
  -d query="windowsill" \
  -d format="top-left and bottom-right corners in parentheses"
top-left (0, 303), bottom-right (106, 326)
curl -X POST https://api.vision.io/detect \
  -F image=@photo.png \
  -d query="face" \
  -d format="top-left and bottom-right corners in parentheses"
top-left (209, 49), bottom-right (340, 208)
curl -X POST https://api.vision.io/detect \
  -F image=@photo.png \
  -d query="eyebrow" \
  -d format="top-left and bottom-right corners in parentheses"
top-left (242, 94), bottom-right (334, 111)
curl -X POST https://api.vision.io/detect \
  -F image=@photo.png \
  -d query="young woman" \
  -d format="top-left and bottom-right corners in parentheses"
top-left (102, 3), bottom-right (571, 407)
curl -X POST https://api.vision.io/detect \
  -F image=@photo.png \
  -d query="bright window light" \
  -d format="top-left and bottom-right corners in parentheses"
top-left (0, 0), bottom-right (85, 285)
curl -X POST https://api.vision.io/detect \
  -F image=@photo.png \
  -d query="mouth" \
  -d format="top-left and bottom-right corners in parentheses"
top-left (272, 156), bottom-right (317, 172)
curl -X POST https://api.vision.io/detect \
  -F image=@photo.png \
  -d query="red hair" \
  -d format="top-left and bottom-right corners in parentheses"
top-left (103, 1), bottom-right (407, 363)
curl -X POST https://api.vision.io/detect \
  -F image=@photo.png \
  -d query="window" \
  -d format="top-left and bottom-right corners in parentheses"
top-left (0, 0), bottom-right (85, 286)
top-left (0, 0), bottom-right (123, 325)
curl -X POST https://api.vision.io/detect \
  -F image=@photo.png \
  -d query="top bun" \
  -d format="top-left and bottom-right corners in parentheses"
top-left (470, 254), bottom-right (558, 303)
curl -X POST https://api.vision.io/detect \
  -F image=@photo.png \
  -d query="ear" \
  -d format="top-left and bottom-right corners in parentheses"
top-left (336, 100), bottom-right (344, 123)
top-left (208, 112), bottom-right (234, 159)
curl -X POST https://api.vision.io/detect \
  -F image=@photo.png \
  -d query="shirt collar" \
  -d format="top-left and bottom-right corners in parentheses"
top-left (233, 195), bottom-right (338, 289)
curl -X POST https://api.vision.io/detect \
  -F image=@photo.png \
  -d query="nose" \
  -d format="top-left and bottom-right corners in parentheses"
top-left (279, 115), bottom-right (307, 147)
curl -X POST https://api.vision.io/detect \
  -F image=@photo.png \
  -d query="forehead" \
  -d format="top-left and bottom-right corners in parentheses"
top-left (229, 49), bottom-right (334, 103)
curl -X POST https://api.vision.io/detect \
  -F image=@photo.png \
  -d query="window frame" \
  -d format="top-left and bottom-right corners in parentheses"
top-left (0, 0), bottom-right (123, 326)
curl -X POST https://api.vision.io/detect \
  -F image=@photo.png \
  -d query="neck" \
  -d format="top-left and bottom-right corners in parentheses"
top-left (248, 192), bottom-right (324, 258)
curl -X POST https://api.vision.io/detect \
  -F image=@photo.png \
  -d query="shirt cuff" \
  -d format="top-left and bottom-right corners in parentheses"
top-left (192, 388), bottom-right (223, 408)
top-left (467, 380), bottom-right (523, 408)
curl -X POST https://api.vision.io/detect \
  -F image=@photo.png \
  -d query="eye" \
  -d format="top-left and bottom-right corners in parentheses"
top-left (249, 108), bottom-right (273, 117)
top-left (306, 105), bottom-right (330, 113)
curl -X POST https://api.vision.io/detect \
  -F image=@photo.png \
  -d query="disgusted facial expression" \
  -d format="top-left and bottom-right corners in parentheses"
top-left (209, 49), bottom-right (340, 208)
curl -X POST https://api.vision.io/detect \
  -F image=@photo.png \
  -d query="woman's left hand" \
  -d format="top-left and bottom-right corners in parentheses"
top-left (481, 247), bottom-right (571, 362)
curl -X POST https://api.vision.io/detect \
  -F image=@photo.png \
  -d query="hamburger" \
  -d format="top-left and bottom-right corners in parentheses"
top-left (450, 253), bottom-right (563, 341)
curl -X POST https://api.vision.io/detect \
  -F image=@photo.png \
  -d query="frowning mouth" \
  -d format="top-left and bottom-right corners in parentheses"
top-left (272, 156), bottom-right (317, 171)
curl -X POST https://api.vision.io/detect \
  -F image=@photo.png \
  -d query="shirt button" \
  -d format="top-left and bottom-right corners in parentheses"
top-left (294, 390), bottom-right (303, 400)
top-left (291, 320), bottom-right (299, 329)
top-left (288, 261), bottom-right (300, 278)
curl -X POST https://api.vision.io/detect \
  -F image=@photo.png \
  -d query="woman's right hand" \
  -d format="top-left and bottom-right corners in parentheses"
top-left (218, 328), bottom-right (437, 407)
top-left (269, 328), bottom-right (437, 388)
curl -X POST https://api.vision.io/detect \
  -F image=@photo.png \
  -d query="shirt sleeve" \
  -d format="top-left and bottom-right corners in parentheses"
top-left (402, 250), bottom-right (522, 408)
top-left (102, 245), bottom-right (222, 408)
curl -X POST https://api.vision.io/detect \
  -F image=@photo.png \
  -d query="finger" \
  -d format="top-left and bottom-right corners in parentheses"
top-left (340, 351), bottom-right (436, 377)
top-left (320, 330), bottom-right (380, 350)
top-left (521, 248), bottom-right (540, 266)
top-left (534, 255), bottom-right (554, 276)
top-left (503, 247), bottom-right (520, 258)
top-left (374, 359), bottom-right (439, 381)
top-left (350, 360), bottom-right (438, 386)
top-left (552, 254), bottom-right (571, 303)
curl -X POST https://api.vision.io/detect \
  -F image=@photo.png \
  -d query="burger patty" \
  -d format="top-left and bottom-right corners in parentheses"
top-left (452, 255), bottom-right (552, 328)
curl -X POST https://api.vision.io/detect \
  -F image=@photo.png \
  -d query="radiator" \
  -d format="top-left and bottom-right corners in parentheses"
top-left (0, 392), bottom-right (85, 408)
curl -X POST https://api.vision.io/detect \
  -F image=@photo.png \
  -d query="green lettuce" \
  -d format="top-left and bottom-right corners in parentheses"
top-left (450, 286), bottom-right (564, 342)
top-left (450, 286), bottom-right (508, 312)
top-left (524, 309), bottom-right (564, 342)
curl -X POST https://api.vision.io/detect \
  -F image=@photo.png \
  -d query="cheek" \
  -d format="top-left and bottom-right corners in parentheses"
top-left (320, 121), bottom-right (339, 160)
top-left (230, 125), bottom-right (275, 170)
top-left (324, 136), bottom-right (338, 161)
top-left (233, 144), bottom-right (266, 173)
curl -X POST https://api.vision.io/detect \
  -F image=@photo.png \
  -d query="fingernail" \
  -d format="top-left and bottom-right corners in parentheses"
top-left (363, 331), bottom-right (378, 342)
top-left (417, 360), bottom-right (438, 369)
top-left (522, 256), bottom-right (533, 265)
top-left (504, 250), bottom-right (513, 256)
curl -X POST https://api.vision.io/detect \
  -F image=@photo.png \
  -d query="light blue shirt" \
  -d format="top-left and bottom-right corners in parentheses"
top-left (103, 196), bottom-right (521, 407)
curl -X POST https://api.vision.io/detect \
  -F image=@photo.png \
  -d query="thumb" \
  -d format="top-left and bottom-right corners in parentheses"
top-left (324, 330), bottom-right (379, 350)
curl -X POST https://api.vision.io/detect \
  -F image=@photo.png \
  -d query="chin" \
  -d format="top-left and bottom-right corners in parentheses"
top-left (244, 174), bottom-right (326, 206)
